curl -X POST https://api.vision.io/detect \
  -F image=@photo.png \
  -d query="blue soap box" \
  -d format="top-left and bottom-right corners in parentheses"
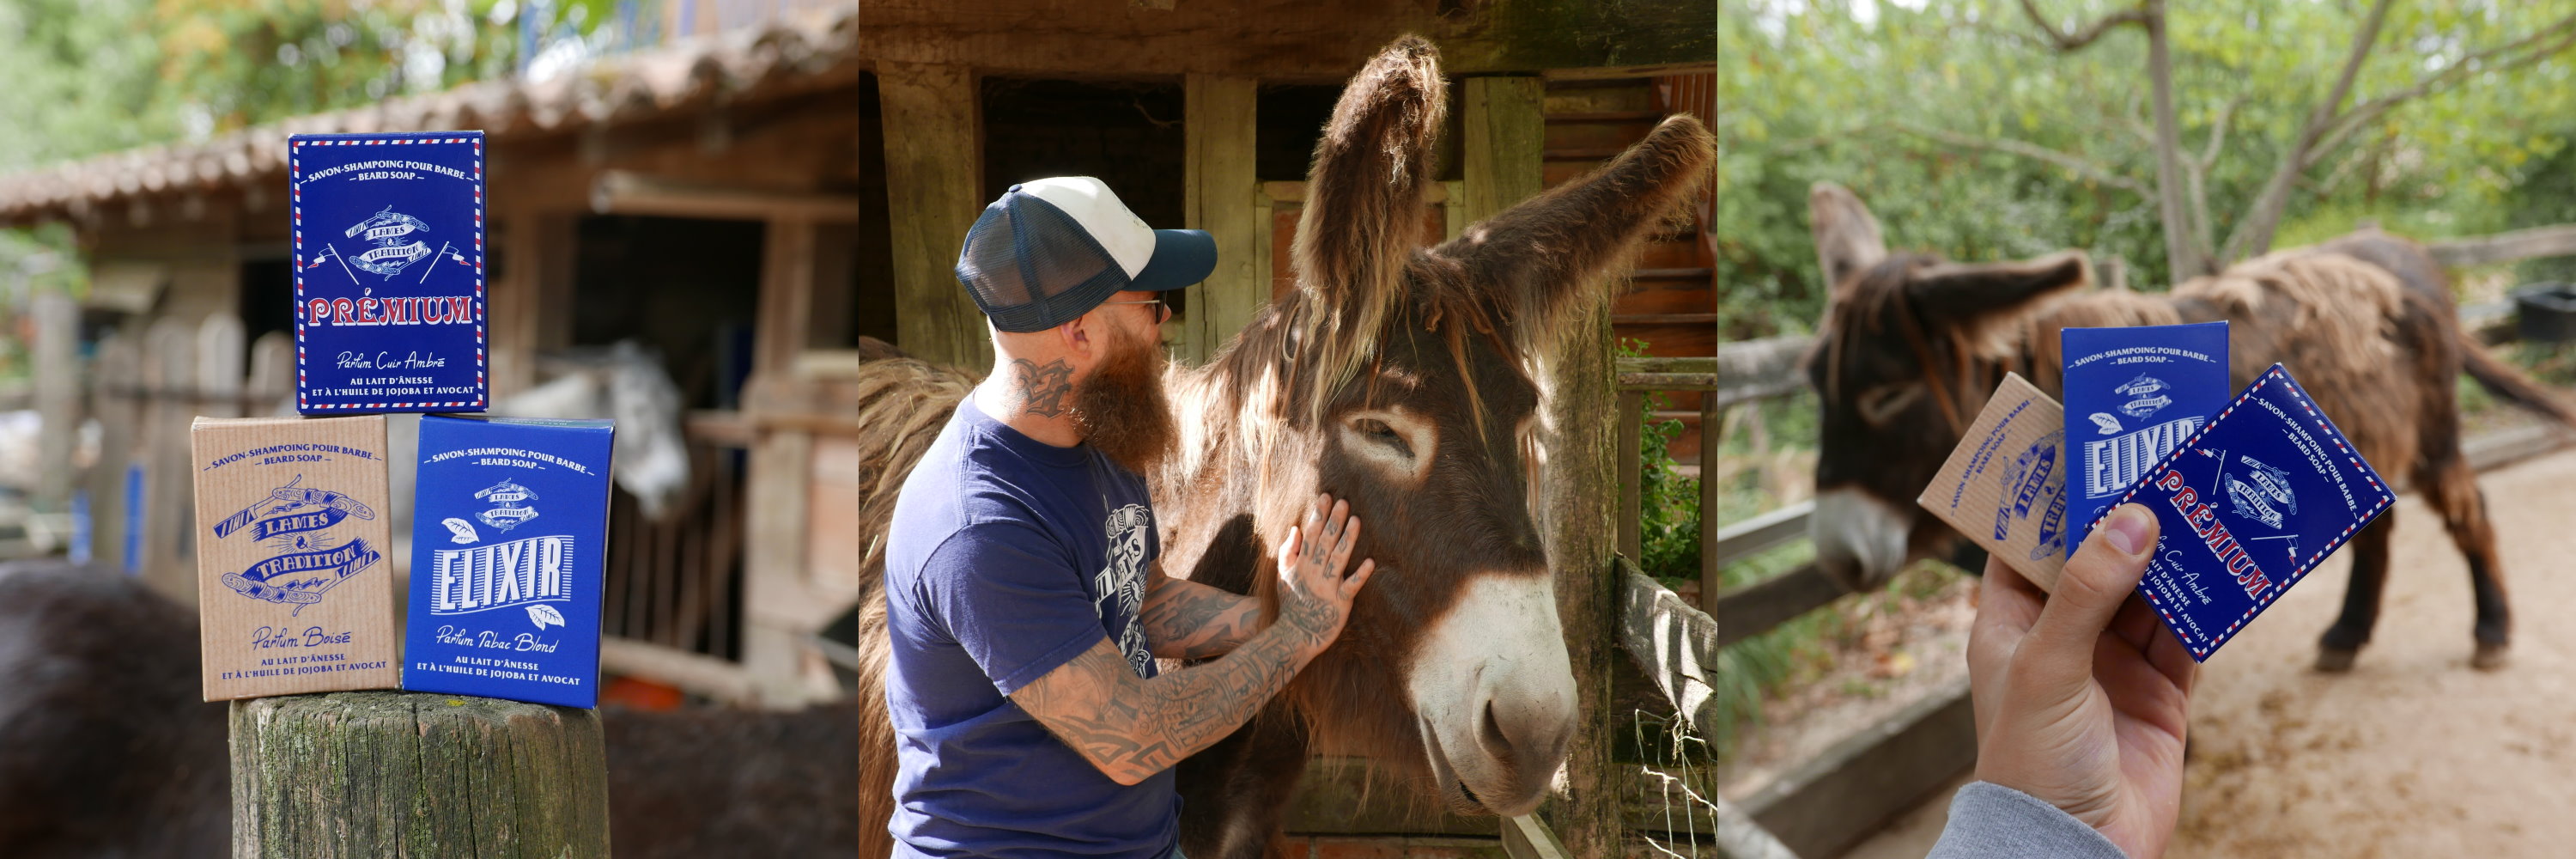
top-left (289, 131), bottom-right (488, 413)
top-left (2088, 364), bottom-right (2394, 661)
top-left (404, 415), bottom-right (614, 708)
top-left (2062, 321), bottom-right (2229, 557)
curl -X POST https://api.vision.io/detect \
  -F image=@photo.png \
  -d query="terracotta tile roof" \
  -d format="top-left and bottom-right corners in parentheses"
top-left (0, 3), bottom-right (855, 223)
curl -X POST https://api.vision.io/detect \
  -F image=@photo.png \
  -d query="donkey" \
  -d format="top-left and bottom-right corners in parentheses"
top-left (1801, 181), bottom-right (2576, 672)
top-left (846, 37), bottom-right (1716, 857)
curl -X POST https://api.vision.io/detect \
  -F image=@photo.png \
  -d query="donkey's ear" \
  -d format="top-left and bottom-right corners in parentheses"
top-left (1809, 182), bottom-right (1886, 293)
top-left (1434, 113), bottom-right (1716, 347)
top-left (1907, 251), bottom-right (2093, 329)
top-left (1291, 35), bottom-right (1445, 334)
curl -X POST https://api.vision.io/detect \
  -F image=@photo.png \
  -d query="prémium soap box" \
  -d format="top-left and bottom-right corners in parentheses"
top-left (2085, 364), bottom-right (2394, 661)
top-left (404, 415), bottom-right (614, 708)
top-left (191, 415), bottom-right (400, 700)
top-left (289, 131), bottom-right (488, 413)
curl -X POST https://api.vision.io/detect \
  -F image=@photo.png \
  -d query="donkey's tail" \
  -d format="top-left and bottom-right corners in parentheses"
top-left (2460, 334), bottom-right (2576, 428)
top-left (847, 337), bottom-right (979, 855)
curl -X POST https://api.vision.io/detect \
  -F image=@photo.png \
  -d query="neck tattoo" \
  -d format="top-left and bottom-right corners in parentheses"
top-left (1014, 357), bottom-right (1074, 418)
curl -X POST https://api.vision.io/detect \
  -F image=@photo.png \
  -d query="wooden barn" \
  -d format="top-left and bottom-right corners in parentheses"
top-left (1, 2), bottom-right (870, 706)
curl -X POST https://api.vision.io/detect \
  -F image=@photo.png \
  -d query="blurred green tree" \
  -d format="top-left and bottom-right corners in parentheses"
top-left (1717, 0), bottom-right (2576, 338)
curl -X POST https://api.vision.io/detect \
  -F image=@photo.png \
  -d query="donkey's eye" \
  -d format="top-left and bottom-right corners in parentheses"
top-left (1354, 418), bottom-right (1413, 457)
top-left (1856, 383), bottom-right (1926, 427)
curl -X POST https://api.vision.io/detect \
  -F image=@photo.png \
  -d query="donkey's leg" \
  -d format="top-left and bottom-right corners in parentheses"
top-left (1175, 711), bottom-right (1311, 859)
top-left (2420, 455), bottom-right (2511, 669)
top-left (2317, 513), bottom-right (2396, 673)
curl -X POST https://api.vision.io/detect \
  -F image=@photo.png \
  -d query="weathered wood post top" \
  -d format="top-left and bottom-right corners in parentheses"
top-left (229, 691), bottom-right (610, 859)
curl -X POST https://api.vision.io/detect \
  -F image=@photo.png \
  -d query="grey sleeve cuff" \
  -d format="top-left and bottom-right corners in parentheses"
top-left (1923, 781), bottom-right (2130, 859)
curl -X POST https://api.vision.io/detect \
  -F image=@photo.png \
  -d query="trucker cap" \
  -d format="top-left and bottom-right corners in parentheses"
top-left (953, 176), bottom-right (1217, 332)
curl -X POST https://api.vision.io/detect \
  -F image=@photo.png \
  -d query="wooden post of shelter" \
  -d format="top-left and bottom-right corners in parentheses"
top-left (1461, 73), bottom-right (1621, 853)
top-left (876, 61), bottom-right (991, 371)
top-left (30, 289), bottom-right (79, 510)
top-left (228, 691), bottom-right (610, 858)
top-left (86, 331), bottom-right (141, 575)
top-left (1182, 74), bottom-right (1263, 365)
top-left (143, 317), bottom-right (197, 601)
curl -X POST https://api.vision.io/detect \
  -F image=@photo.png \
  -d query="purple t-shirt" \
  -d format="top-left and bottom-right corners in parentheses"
top-left (883, 397), bottom-right (1174, 858)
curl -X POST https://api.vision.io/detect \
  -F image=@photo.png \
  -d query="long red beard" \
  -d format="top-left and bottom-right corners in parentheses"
top-left (1071, 328), bottom-right (1177, 475)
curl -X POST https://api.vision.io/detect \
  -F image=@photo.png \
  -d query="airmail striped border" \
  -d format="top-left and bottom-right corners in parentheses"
top-left (2086, 363), bottom-right (2397, 660)
top-left (287, 131), bottom-right (486, 412)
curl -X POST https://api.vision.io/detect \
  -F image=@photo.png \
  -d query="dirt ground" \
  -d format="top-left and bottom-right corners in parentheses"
top-left (1840, 445), bottom-right (2576, 858)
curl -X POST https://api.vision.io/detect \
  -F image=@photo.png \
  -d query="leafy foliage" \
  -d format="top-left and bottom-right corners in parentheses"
top-left (1716, 0), bottom-right (2576, 339)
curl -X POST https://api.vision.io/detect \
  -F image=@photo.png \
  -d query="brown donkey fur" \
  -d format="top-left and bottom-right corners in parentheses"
top-left (844, 37), bottom-right (1713, 858)
top-left (1802, 181), bottom-right (2576, 673)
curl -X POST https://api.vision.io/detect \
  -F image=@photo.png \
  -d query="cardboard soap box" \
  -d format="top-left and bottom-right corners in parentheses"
top-left (191, 415), bottom-right (401, 700)
top-left (404, 415), bottom-right (614, 709)
top-left (1916, 373), bottom-right (2072, 593)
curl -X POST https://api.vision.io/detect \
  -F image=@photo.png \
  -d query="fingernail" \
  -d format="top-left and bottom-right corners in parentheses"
top-left (2103, 504), bottom-right (2152, 556)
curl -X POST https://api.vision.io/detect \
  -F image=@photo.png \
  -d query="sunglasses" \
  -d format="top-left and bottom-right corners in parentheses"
top-left (1099, 290), bottom-right (1185, 325)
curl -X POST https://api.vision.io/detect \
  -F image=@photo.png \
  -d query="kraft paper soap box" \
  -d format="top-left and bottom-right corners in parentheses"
top-left (404, 415), bottom-right (614, 709)
top-left (289, 131), bottom-right (488, 413)
top-left (1916, 372), bottom-right (2072, 592)
top-left (2082, 364), bottom-right (2394, 662)
top-left (2062, 321), bottom-right (2228, 557)
top-left (191, 415), bottom-right (400, 701)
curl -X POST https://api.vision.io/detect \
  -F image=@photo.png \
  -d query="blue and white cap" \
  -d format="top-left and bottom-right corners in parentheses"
top-left (955, 176), bottom-right (1217, 332)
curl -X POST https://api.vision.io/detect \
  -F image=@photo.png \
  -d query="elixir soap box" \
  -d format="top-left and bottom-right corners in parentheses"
top-left (404, 415), bottom-right (614, 708)
top-left (289, 131), bottom-right (487, 413)
top-left (1915, 373), bottom-right (2071, 592)
top-left (191, 416), bottom-right (400, 701)
top-left (2085, 364), bottom-right (2392, 662)
top-left (2061, 321), bottom-right (2229, 557)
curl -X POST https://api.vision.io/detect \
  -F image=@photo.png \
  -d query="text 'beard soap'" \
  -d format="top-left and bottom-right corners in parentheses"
top-left (404, 415), bottom-right (614, 708)
top-left (191, 415), bottom-right (400, 701)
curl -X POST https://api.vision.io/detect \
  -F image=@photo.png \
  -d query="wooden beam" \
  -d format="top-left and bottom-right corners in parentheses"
top-left (877, 62), bottom-right (993, 370)
top-left (1460, 76), bottom-right (1546, 224)
top-left (1182, 74), bottom-right (1262, 365)
top-left (1701, 389), bottom-right (1719, 612)
top-left (1618, 390), bottom-right (1643, 563)
top-left (1739, 679), bottom-right (1975, 859)
top-left (1616, 563), bottom-right (1716, 733)
top-left (857, 0), bottom-right (1716, 79)
top-left (589, 171), bottom-right (863, 222)
top-left (1714, 563), bottom-right (1844, 649)
top-left (2428, 223), bottom-right (2576, 268)
top-left (1542, 305), bottom-right (1621, 857)
top-left (600, 637), bottom-right (760, 706)
top-left (1710, 500), bottom-right (1813, 568)
top-left (489, 210), bottom-right (577, 401)
top-left (28, 290), bottom-right (77, 509)
top-left (758, 217), bottom-right (820, 372)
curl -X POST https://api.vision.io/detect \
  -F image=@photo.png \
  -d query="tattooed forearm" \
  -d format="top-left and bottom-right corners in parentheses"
top-left (1139, 575), bottom-right (1258, 659)
top-left (1012, 358), bottom-right (1075, 417)
top-left (1011, 614), bottom-right (1327, 785)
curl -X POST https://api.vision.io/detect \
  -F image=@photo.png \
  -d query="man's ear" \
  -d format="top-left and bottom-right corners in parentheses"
top-left (1056, 313), bottom-right (1101, 365)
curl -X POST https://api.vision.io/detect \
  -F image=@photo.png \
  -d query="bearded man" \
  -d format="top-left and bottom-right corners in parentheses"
top-left (882, 177), bottom-right (1378, 858)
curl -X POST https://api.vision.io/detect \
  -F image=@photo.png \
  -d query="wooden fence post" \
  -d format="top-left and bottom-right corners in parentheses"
top-left (30, 289), bottom-right (80, 510)
top-left (246, 332), bottom-right (295, 417)
top-left (143, 317), bottom-right (197, 600)
top-left (229, 691), bottom-right (611, 859)
top-left (88, 330), bottom-right (142, 575)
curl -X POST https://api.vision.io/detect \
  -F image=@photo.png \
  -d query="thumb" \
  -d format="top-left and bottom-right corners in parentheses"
top-left (2019, 503), bottom-right (2159, 687)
